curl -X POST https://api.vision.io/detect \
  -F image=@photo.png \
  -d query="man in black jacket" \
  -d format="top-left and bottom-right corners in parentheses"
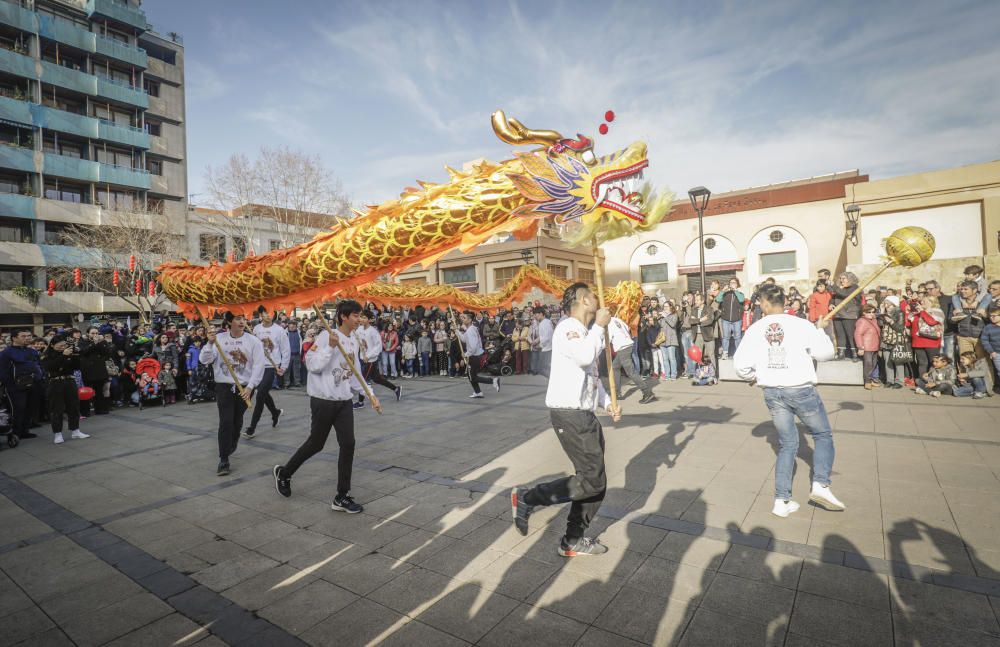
top-left (687, 293), bottom-right (720, 367)
top-left (0, 328), bottom-right (42, 439)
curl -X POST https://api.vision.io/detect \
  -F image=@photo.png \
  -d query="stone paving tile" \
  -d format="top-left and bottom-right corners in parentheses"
top-left (321, 551), bottom-right (412, 596)
top-left (798, 559), bottom-right (890, 610)
top-left (526, 569), bottom-right (623, 624)
top-left (0, 604), bottom-right (57, 646)
top-left (593, 585), bottom-right (694, 645)
top-left (299, 597), bottom-right (409, 647)
top-left (700, 572), bottom-right (796, 627)
top-left (679, 607), bottom-right (785, 646)
top-left (414, 582), bottom-right (521, 643)
top-left (60, 591), bottom-right (174, 646)
top-left (103, 612), bottom-right (210, 646)
top-left (257, 579), bottom-right (357, 635)
top-left (191, 551), bottom-right (280, 592)
top-left (890, 576), bottom-right (1000, 636)
top-left (479, 602), bottom-right (589, 647)
top-left (788, 591), bottom-right (892, 647)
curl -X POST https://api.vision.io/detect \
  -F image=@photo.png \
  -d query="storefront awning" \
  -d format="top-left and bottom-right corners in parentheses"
top-left (677, 262), bottom-right (744, 275)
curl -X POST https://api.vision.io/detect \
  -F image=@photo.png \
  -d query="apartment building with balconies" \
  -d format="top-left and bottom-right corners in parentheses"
top-left (0, 0), bottom-right (186, 330)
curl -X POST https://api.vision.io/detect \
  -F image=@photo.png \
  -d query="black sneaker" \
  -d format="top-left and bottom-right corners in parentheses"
top-left (511, 487), bottom-right (534, 536)
top-left (558, 536), bottom-right (608, 557)
top-left (353, 400), bottom-right (365, 410)
top-left (217, 461), bottom-right (230, 476)
top-left (272, 409), bottom-right (283, 428)
top-left (331, 494), bottom-right (363, 514)
top-left (639, 393), bottom-right (657, 404)
top-left (242, 428), bottom-right (256, 439)
top-left (394, 386), bottom-right (402, 401)
top-left (273, 465), bottom-right (291, 497)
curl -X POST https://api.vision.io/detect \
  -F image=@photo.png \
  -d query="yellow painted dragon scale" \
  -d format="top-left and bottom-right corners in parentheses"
top-left (158, 111), bottom-right (666, 323)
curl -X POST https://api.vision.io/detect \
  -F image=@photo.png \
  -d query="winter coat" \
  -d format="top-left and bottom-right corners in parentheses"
top-left (981, 323), bottom-right (1000, 356)
top-left (807, 291), bottom-right (832, 322)
top-left (512, 326), bottom-right (531, 352)
top-left (78, 339), bottom-right (111, 382)
top-left (831, 284), bottom-right (862, 320)
top-left (686, 306), bottom-right (718, 341)
top-left (909, 309), bottom-right (944, 350)
top-left (153, 343), bottom-right (179, 370)
top-left (879, 309), bottom-right (907, 351)
top-left (923, 364), bottom-right (956, 386)
top-left (158, 369), bottom-right (177, 391)
top-left (0, 345), bottom-right (43, 392)
top-left (853, 316), bottom-right (881, 352)
top-left (715, 289), bottom-right (745, 322)
top-left (41, 350), bottom-right (80, 379)
top-left (416, 335), bottom-right (433, 354)
top-left (660, 313), bottom-right (680, 347)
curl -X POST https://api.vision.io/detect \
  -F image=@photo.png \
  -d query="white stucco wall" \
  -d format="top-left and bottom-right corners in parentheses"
top-left (859, 202), bottom-right (983, 264)
top-left (745, 225), bottom-right (810, 284)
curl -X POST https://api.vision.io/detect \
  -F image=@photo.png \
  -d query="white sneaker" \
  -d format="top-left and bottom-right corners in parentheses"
top-left (493, 378), bottom-right (501, 392)
top-left (469, 393), bottom-right (484, 399)
top-left (771, 499), bottom-right (800, 518)
top-left (809, 483), bottom-right (846, 511)
top-left (53, 432), bottom-right (65, 445)
top-left (71, 430), bottom-right (90, 440)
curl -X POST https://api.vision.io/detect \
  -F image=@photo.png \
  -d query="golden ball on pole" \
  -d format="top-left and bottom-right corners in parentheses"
top-left (884, 226), bottom-right (935, 267)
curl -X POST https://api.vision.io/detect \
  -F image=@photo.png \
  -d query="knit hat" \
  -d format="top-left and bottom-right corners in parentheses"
top-left (884, 295), bottom-right (900, 308)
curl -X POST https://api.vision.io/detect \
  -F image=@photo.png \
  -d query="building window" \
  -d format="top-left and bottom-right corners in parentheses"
top-left (44, 222), bottom-right (73, 245)
top-left (769, 229), bottom-right (784, 243)
top-left (0, 218), bottom-right (32, 243)
top-left (577, 268), bottom-right (595, 283)
top-left (0, 173), bottom-right (27, 195)
top-left (144, 120), bottom-right (162, 136)
top-left (704, 237), bottom-right (716, 250)
top-left (442, 265), bottom-right (476, 284)
top-left (199, 234), bottom-right (225, 261)
top-left (96, 146), bottom-right (137, 169)
top-left (0, 122), bottom-right (34, 148)
top-left (268, 239), bottom-right (282, 251)
top-left (494, 266), bottom-right (519, 289)
top-left (759, 251), bottom-right (796, 274)
top-left (640, 263), bottom-right (670, 283)
top-left (143, 79), bottom-right (160, 97)
top-left (96, 189), bottom-right (137, 210)
top-left (146, 159), bottom-right (162, 176)
top-left (545, 264), bottom-right (568, 279)
top-left (0, 267), bottom-right (29, 290)
top-left (45, 181), bottom-right (86, 203)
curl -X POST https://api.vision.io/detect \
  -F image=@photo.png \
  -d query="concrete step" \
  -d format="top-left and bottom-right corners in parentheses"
top-left (718, 357), bottom-right (864, 386)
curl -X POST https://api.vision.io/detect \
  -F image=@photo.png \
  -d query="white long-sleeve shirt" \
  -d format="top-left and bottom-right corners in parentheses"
top-left (545, 317), bottom-right (610, 412)
top-left (253, 323), bottom-right (290, 371)
top-left (306, 329), bottom-right (364, 402)
top-left (608, 317), bottom-right (634, 353)
top-left (461, 325), bottom-right (484, 356)
top-left (732, 314), bottom-right (835, 388)
top-left (537, 317), bottom-right (554, 352)
top-left (356, 325), bottom-right (382, 362)
top-left (199, 331), bottom-right (266, 389)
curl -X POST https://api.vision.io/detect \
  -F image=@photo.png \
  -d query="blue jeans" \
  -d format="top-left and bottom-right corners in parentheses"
top-left (530, 350), bottom-right (540, 374)
top-left (420, 352), bottom-right (430, 376)
top-left (953, 377), bottom-right (986, 396)
top-left (942, 334), bottom-right (955, 363)
top-left (660, 345), bottom-right (678, 379)
top-left (380, 350), bottom-right (397, 377)
top-left (720, 320), bottom-right (742, 357)
top-left (681, 331), bottom-right (696, 375)
top-left (763, 386), bottom-right (835, 500)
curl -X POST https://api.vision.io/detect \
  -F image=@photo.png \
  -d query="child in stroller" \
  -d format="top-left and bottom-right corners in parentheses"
top-left (133, 357), bottom-right (164, 409)
top-left (481, 338), bottom-right (514, 376)
top-left (0, 384), bottom-right (18, 449)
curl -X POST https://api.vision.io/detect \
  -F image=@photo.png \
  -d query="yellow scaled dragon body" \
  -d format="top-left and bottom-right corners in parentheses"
top-left (158, 112), bottom-right (666, 324)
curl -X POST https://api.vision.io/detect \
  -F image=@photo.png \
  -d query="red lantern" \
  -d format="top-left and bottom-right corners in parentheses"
top-left (73, 267), bottom-right (81, 286)
top-left (78, 386), bottom-right (95, 401)
top-left (148, 281), bottom-right (156, 297)
top-left (129, 255), bottom-right (136, 272)
top-left (47, 279), bottom-right (55, 296)
top-left (135, 278), bottom-right (142, 295)
top-left (112, 269), bottom-right (120, 287)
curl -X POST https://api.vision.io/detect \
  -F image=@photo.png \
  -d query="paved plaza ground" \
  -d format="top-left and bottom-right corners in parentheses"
top-left (2, 374), bottom-right (1000, 646)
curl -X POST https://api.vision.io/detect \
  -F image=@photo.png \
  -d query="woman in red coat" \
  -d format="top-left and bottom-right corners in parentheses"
top-left (908, 296), bottom-right (944, 380)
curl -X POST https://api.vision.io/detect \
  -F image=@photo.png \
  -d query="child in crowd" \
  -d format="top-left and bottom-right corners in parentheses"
top-left (159, 361), bottom-right (178, 404)
top-left (121, 359), bottom-right (139, 406)
top-left (785, 298), bottom-right (807, 319)
top-left (401, 335), bottom-right (417, 378)
top-left (741, 300), bottom-right (754, 332)
top-left (417, 329), bottom-right (432, 377)
top-left (954, 351), bottom-right (990, 399)
top-left (915, 355), bottom-right (956, 397)
top-left (692, 356), bottom-right (717, 386)
top-left (982, 306), bottom-right (1000, 377)
top-left (448, 331), bottom-right (465, 377)
top-left (854, 304), bottom-right (882, 389)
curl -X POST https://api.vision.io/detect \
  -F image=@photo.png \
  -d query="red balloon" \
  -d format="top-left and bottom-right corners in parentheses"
top-left (598, 124), bottom-right (609, 135)
top-left (687, 346), bottom-right (703, 363)
top-left (78, 386), bottom-right (95, 401)
top-left (605, 110), bottom-right (615, 122)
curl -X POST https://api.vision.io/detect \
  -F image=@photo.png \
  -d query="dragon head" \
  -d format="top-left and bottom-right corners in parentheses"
top-left (493, 110), bottom-right (669, 245)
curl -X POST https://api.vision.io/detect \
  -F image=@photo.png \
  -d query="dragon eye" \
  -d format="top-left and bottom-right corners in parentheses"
top-left (581, 150), bottom-right (596, 165)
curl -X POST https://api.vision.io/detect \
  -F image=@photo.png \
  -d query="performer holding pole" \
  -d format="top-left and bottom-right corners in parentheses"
top-left (353, 312), bottom-right (401, 409)
top-left (511, 282), bottom-right (621, 556)
top-left (198, 311), bottom-right (265, 476)
top-left (457, 310), bottom-right (500, 398)
top-left (274, 300), bottom-right (369, 513)
top-left (312, 305), bottom-right (383, 414)
top-left (244, 307), bottom-right (289, 438)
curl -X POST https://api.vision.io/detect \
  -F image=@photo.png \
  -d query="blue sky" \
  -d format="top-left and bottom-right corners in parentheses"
top-left (144, 0), bottom-right (1000, 208)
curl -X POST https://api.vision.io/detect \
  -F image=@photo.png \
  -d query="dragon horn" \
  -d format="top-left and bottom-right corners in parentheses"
top-left (492, 110), bottom-right (563, 147)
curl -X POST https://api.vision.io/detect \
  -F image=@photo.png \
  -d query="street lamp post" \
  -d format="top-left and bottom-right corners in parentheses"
top-left (688, 186), bottom-right (712, 296)
top-left (844, 203), bottom-right (861, 247)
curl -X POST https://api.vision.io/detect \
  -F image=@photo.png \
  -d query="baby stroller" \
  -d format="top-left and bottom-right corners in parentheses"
top-left (481, 341), bottom-right (514, 376)
top-left (134, 357), bottom-right (165, 410)
top-left (186, 363), bottom-right (216, 404)
top-left (0, 384), bottom-right (18, 449)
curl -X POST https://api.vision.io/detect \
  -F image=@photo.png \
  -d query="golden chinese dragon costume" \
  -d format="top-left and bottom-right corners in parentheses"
top-left (158, 111), bottom-right (671, 325)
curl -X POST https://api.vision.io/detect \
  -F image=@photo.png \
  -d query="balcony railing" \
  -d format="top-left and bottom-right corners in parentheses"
top-left (95, 33), bottom-right (147, 68)
top-left (0, 95), bottom-right (150, 149)
top-left (86, 0), bottom-right (149, 32)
